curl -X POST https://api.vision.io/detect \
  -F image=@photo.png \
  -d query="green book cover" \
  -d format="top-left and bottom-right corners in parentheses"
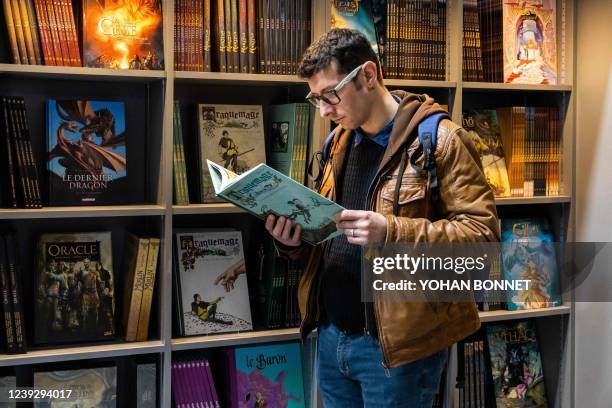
top-left (268, 103), bottom-right (301, 179)
top-left (207, 161), bottom-right (343, 245)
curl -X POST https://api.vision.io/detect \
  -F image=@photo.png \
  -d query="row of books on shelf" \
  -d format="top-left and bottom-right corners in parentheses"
top-left (0, 361), bottom-right (157, 407)
top-left (175, 0), bottom-right (312, 75)
top-left (462, 0), bottom-right (558, 84)
top-left (457, 319), bottom-right (549, 408)
top-left (172, 341), bottom-right (313, 408)
top-left (0, 230), bottom-right (160, 354)
top-left (2, 0), bottom-right (164, 69)
top-left (172, 102), bottom-right (312, 206)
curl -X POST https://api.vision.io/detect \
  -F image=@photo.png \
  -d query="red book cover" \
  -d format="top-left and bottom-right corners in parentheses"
top-left (34, 0), bottom-right (55, 65)
top-left (246, 0), bottom-right (256, 73)
top-left (42, 0), bottom-right (65, 65)
top-left (83, 0), bottom-right (164, 70)
top-left (238, 0), bottom-right (247, 73)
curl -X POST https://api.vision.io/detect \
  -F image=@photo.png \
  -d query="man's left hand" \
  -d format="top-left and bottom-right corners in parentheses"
top-left (333, 210), bottom-right (387, 246)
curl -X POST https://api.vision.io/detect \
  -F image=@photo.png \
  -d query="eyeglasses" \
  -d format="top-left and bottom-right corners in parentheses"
top-left (305, 64), bottom-right (364, 108)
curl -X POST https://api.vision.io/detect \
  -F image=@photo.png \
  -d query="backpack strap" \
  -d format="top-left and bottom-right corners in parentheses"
top-left (307, 128), bottom-right (338, 190)
top-left (411, 112), bottom-right (449, 202)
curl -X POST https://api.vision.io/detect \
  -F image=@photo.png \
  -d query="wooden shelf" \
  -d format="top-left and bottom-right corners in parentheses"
top-left (384, 79), bottom-right (457, 88)
top-left (495, 196), bottom-right (572, 206)
top-left (174, 71), bottom-right (307, 85)
top-left (0, 205), bottom-right (166, 219)
top-left (171, 328), bottom-right (313, 351)
top-left (0, 64), bottom-right (165, 82)
top-left (173, 203), bottom-right (246, 215)
top-left (0, 340), bottom-right (165, 367)
top-left (479, 305), bottom-right (571, 323)
top-left (462, 82), bottom-right (572, 92)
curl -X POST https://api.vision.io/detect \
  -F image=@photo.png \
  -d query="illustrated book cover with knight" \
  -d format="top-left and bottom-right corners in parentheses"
top-left (463, 109), bottom-right (511, 197)
top-left (197, 104), bottom-right (266, 203)
top-left (486, 320), bottom-right (548, 408)
top-left (503, 0), bottom-right (557, 84)
top-left (34, 366), bottom-right (117, 407)
top-left (501, 218), bottom-right (561, 311)
top-left (227, 341), bottom-right (306, 408)
top-left (47, 99), bottom-right (127, 206)
top-left (207, 161), bottom-right (344, 245)
top-left (173, 229), bottom-right (253, 336)
top-left (83, 0), bottom-right (164, 70)
top-left (34, 232), bottom-right (116, 345)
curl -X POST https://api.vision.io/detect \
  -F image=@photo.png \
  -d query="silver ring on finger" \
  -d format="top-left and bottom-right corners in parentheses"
top-left (349, 228), bottom-right (354, 237)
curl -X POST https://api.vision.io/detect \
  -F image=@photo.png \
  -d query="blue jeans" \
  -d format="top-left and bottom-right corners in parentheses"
top-left (317, 322), bottom-right (448, 408)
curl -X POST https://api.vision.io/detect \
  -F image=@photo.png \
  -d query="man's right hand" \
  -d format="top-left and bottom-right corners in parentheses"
top-left (265, 214), bottom-right (302, 247)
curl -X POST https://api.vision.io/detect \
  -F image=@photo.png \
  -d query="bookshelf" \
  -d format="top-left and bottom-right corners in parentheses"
top-left (0, 0), bottom-right (577, 407)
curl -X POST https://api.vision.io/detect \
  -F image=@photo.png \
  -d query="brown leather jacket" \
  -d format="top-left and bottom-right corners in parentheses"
top-left (277, 90), bottom-right (500, 368)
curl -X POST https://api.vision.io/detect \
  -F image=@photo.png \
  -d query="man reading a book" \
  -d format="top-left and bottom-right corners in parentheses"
top-left (265, 28), bottom-right (500, 407)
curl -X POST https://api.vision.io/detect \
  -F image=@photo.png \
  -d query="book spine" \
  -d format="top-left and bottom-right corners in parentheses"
top-left (4, 235), bottom-right (26, 353)
top-left (16, 97), bottom-right (42, 208)
top-left (224, 0), bottom-right (233, 72)
top-left (43, 0), bottom-right (64, 65)
top-left (33, 0), bottom-right (53, 65)
top-left (0, 235), bottom-right (16, 354)
top-left (230, 0), bottom-right (239, 73)
top-left (125, 237), bottom-right (149, 342)
top-left (1, 97), bottom-right (18, 208)
top-left (214, 0), bottom-right (227, 72)
top-left (2, 0), bottom-right (22, 63)
top-left (57, 0), bottom-right (74, 66)
top-left (247, 0), bottom-right (256, 73)
top-left (204, 0), bottom-right (212, 71)
top-left (7, 97), bottom-right (31, 208)
top-left (10, 0), bottom-right (29, 64)
top-left (136, 238), bottom-right (160, 341)
top-left (52, 0), bottom-right (69, 65)
top-left (18, 0), bottom-right (37, 64)
top-left (25, 0), bottom-right (43, 64)
top-left (258, 0), bottom-right (265, 73)
top-left (238, 0), bottom-right (248, 73)
top-left (65, 0), bottom-right (80, 66)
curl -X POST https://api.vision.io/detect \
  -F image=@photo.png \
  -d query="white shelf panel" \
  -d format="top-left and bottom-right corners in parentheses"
top-left (495, 196), bottom-right (572, 206)
top-left (0, 340), bottom-right (165, 367)
top-left (479, 305), bottom-right (571, 323)
top-left (0, 205), bottom-right (166, 219)
top-left (174, 71), bottom-right (307, 85)
top-left (384, 79), bottom-right (457, 88)
top-left (172, 328), bottom-right (311, 350)
top-left (462, 82), bottom-right (572, 92)
top-left (0, 64), bottom-right (165, 81)
top-left (173, 203), bottom-right (246, 215)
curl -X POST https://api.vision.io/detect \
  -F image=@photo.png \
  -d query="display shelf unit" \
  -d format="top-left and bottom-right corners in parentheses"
top-left (0, 0), bottom-right (576, 407)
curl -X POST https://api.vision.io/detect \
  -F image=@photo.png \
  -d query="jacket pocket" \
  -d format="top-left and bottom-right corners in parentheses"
top-left (378, 175), bottom-right (427, 216)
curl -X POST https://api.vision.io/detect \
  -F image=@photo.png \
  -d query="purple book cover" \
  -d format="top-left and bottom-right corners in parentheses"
top-left (171, 362), bottom-right (185, 408)
top-left (204, 359), bottom-right (221, 408)
top-left (232, 342), bottom-right (305, 408)
top-left (194, 360), bottom-right (212, 408)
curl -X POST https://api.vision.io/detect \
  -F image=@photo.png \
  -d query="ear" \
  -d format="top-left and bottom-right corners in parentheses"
top-left (362, 61), bottom-right (378, 88)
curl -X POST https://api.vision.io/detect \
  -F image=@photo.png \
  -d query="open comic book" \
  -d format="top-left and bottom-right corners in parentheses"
top-left (207, 160), bottom-right (344, 245)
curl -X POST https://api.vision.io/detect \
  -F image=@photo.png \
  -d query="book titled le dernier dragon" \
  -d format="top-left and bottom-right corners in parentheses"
top-left (207, 161), bottom-right (344, 245)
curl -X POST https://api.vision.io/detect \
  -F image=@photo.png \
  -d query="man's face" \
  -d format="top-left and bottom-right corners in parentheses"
top-left (307, 62), bottom-right (370, 130)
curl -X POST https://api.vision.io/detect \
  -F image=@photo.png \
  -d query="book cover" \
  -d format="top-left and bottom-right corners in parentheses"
top-left (502, 0), bottom-right (557, 84)
top-left (268, 103), bottom-right (302, 178)
top-left (197, 104), bottom-right (266, 202)
top-left (83, 0), bottom-right (164, 70)
top-left (137, 363), bottom-right (157, 408)
top-left (208, 161), bottom-right (344, 245)
top-left (231, 342), bottom-right (305, 408)
top-left (47, 99), bottom-right (127, 206)
top-left (174, 229), bottom-right (253, 336)
top-left (34, 232), bottom-right (116, 345)
top-left (463, 109), bottom-right (511, 197)
top-left (486, 320), bottom-right (548, 408)
top-left (331, 0), bottom-right (379, 58)
top-left (34, 366), bottom-right (117, 407)
top-left (501, 218), bottom-right (562, 310)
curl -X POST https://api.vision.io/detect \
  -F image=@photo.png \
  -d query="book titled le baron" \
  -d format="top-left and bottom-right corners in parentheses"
top-left (47, 99), bottom-right (127, 206)
top-left (83, 0), bottom-right (164, 70)
top-left (34, 232), bottom-right (116, 345)
top-left (34, 366), bottom-right (117, 407)
top-left (501, 218), bottom-right (561, 311)
top-left (207, 161), bottom-right (344, 245)
top-left (462, 109), bottom-right (511, 197)
top-left (228, 342), bottom-right (306, 408)
top-left (173, 229), bottom-right (253, 336)
top-left (503, 0), bottom-right (557, 84)
top-left (486, 320), bottom-right (548, 408)
top-left (197, 104), bottom-right (266, 203)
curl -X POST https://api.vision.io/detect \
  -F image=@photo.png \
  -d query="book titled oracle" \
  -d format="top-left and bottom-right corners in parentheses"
top-left (46, 99), bottom-right (127, 206)
top-left (83, 0), bottom-right (164, 70)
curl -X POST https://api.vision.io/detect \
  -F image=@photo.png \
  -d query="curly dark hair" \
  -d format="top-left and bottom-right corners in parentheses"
top-left (298, 28), bottom-right (382, 82)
